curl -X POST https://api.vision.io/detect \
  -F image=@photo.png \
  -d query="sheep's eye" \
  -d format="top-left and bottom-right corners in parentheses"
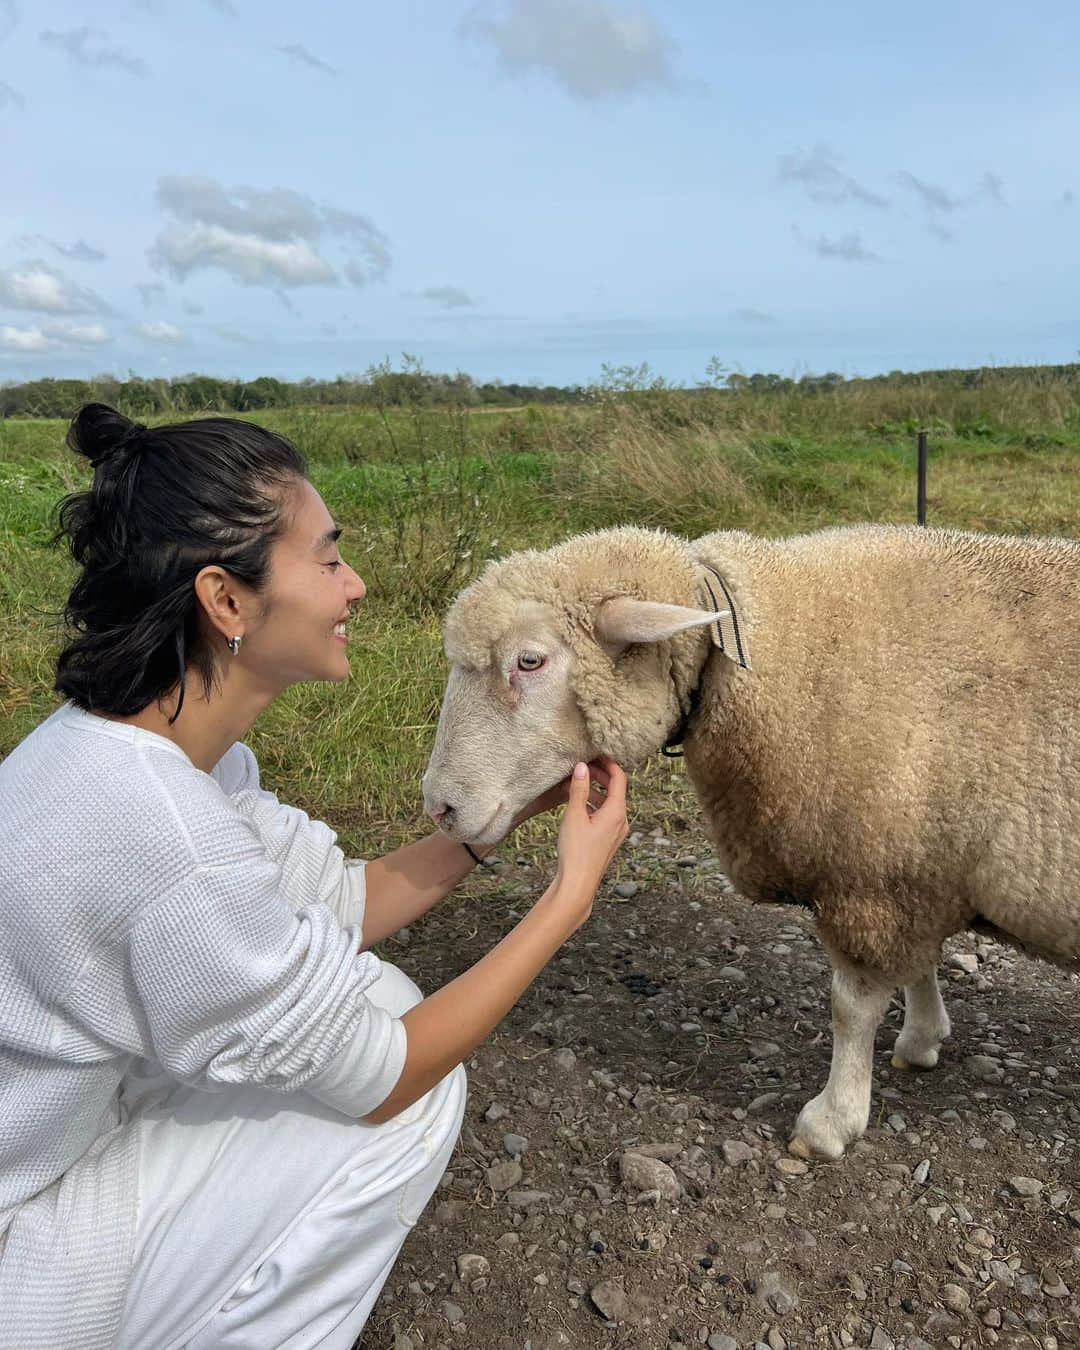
top-left (517, 652), bottom-right (545, 672)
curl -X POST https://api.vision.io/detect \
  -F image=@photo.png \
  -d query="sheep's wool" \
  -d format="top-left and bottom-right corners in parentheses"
top-left (0, 706), bottom-right (405, 1349)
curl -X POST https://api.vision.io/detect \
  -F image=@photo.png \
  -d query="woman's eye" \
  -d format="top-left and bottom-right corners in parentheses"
top-left (517, 652), bottom-right (545, 671)
top-left (324, 559), bottom-right (342, 570)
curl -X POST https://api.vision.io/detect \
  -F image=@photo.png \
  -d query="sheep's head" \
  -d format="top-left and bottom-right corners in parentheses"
top-left (422, 528), bottom-right (722, 845)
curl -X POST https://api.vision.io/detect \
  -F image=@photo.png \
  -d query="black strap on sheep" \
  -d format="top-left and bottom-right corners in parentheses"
top-left (662, 562), bottom-right (750, 758)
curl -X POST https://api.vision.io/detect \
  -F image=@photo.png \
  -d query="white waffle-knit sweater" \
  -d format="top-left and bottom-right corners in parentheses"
top-left (0, 704), bottom-right (407, 1350)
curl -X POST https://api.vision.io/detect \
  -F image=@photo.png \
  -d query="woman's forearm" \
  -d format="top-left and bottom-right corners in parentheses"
top-left (359, 830), bottom-right (491, 948)
top-left (363, 880), bottom-right (586, 1124)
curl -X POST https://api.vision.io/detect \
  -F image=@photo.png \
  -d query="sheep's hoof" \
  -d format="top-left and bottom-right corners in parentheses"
top-left (891, 1048), bottom-right (939, 1071)
top-left (789, 1094), bottom-right (859, 1160)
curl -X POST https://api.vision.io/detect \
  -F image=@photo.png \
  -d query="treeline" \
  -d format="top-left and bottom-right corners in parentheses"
top-left (3, 360), bottom-right (1080, 420)
top-left (0, 367), bottom-right (589, 420)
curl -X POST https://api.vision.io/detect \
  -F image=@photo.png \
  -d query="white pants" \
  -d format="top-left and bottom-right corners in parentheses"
top-left (116, 962), bottom-right (466, 1350)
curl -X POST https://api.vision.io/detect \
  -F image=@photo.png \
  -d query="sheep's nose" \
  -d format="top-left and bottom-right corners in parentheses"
top-left (429, 802), bottom-right (456, 829)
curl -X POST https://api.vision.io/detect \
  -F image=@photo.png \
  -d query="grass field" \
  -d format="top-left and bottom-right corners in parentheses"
top-left (2, 371), bottom-right (1079, 855)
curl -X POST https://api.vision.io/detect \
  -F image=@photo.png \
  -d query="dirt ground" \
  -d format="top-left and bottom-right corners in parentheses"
top-left (360, 809), bottom-right (1080, 1350)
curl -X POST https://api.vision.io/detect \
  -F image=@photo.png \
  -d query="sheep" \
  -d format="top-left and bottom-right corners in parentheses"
top-left (422, 523), bottom-right (1080, 1159)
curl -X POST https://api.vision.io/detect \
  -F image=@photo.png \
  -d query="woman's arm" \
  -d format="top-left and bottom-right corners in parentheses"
top-left (364, 760), bottom-right (627, 1124)
top-left (358, 831), bottom-right (489, 949)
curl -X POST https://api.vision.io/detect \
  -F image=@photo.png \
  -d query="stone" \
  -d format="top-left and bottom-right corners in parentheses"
top-left (455, 1253), bottom-right (490, 1282)
top-left (551, 1047), bottom-right (577, 1071)
top-left (753, 1269), bottom-right (798, 1317)
top-left (507, 1190), bottom-right (553, 1207)
top-left (392, 1335), bottom-right (416, 1350)
top-left (614, 881), bottom-right (639, 898)
top-left (941, 1283), bottom-right (970, 1313)
top-left (912, 1158), bottom-right (931, 1184)
top-left (869, 1330), bottom-right (895, 1350)
top-left (949, 953), bottom-right (979, 974)
top-left (483, 1102), bottom-right (508, 1123)
top-left (590, 1278), bottom-right (630, 1322)
top-left (775, 1157), bottom-right (808, 1177)
top-left (1007, 1176), bottom-right (1044, 1197)
top-left (503, 1133), bottom-right (528, 1158)
top-left (619, 1151), bottom-right (682, 1199)
top-left (441, 1300), bottom-right (464, 1325)
top-left (722, 1139), bottom-right (755, 1166)
top-left (486, 1160), bottom-right (523, 1193)
top-left (717, 965), bottom-right (748, 984)
top-left (706, 1336), bottom-right (739, 1350)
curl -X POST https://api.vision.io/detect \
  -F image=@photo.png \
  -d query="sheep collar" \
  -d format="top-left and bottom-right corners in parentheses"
top-left (662, 562), bottom-right (751, 758)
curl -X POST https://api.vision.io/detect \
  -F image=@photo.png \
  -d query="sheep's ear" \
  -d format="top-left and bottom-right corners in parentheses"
top-left (594, 595), bottom-right (724, 651)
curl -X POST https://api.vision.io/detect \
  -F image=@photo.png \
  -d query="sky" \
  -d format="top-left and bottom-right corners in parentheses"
top-left (1, 0), bottom-right (1078, 386)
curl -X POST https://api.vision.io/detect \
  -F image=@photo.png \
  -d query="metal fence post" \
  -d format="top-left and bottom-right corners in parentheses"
top-left (916, 430), bottom-right (928, 526)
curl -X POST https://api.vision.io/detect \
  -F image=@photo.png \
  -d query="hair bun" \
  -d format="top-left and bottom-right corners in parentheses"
top-left (67, 403), bottom-right (147, 469)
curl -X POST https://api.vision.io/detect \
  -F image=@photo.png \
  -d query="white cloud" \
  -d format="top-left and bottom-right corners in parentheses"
top-left (797, 230), bottom-right (882, 263)
top-left (0, 79), bottom-right (24, 110)
top-left (0, 259), bottom-right (110, 313)
top-left (149, 175), bottom-right (391, 290)
top-left (461, 0), bottom-right (678, 101)
top-left (21, 235), bottom-right (107, 262)
top-left (421, 285), bottom-right (476, 309)
top-left (136, 320), bottom-right (185, 344)
top-left (39, 27), bottom-right (149, 77)
top-left (0, 1), bottom-right (18, 42)
top-left (778, 145), bottom-right (889, 209)
top-left (896, 169), bottom-right (1007, 213)
top-left (0, 319), bottom-right (109, 353)
top-left (732, 307), bottom-right (776, 324)
top-left (153, 222), bottom-right (336, 286)
top-left (278, 42), bottom-right (337, 76)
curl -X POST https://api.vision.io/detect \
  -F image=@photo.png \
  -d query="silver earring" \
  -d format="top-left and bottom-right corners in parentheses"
top-left (227, 635), bottom-right (242, 656)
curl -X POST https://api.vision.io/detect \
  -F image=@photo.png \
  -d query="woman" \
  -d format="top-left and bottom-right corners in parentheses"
top-left (0, 405), bottom-right (628, 1350)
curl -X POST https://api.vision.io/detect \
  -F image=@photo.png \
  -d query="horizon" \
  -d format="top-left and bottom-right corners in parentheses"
top-left (3, 1), bottom-right (1078, 386)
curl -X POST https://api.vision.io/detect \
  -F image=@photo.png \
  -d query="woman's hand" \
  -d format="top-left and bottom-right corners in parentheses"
top-left (549, 755), bottom-right (628, 926)
top-left (509, 759), bottom-right (614, 831)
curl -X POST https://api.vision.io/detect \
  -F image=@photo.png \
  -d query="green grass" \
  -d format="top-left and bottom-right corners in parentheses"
top-left (3, 383), bottom-right (1079, 854)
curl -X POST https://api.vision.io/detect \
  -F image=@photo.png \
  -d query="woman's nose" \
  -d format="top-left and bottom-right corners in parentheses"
top-left (346, 566), bottom-right (366, 602)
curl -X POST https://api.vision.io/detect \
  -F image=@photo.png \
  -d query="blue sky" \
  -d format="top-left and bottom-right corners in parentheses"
top-left (1, 0), bottom-right (1077, 385)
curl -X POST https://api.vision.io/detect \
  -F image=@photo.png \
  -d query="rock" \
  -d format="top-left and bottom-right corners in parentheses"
top-left (392, 1335), bottom-right (415, 1350)
top-left (619, 1151), bottom-right (682, 1199)
top-left (912, 1159), bottom-right (931, 1184)
top-left (965, 1055), bottom-right (1004, 1081)
top-left (590, 1278), bottom-right (630, 1322)
top-left (1042, 1268), bottom-right (1070, 1299)
top-left (455, 1253), bottom-right (490, 1282)
top-left (722, 1139), bottom-right (755, 1167)
top-left (503, 1133), bottom-right (528, 1158)
top-left (550, 1047), bottom-right (577, 1071)
top-left (941, 1283), bottom-right (970, 1313)
top-left (749, 1040), bottom-right (782, 1060)
top-left (441, 1300), bottom-right (464, 1325)
top-left (869, 1329), bottom-right (895, 1350)
top-left (748, 1092), bottom-right (781, 1113)
top-left (526, 1087), bottom-right (551, 1110)
top-left (706, 1336), bottom-right (739, 1350)
top-left (483, 1101), bottom-right (508, 1123)
top-left (717, 965), bottom-right (748, 984)
top-left (847, 1272), bottom-right (868, 1301)
top-left (614, 881), bottom-right (639, 899)
top-left (486, 1160), bottom-right (523, 1193)
top-left (507, 1190), bottom-right (552, 1208)
top-left (494, 1232), bottom-right (519, 1252)
top-left (753, 1269), bottom-right (798, 1317)
top-left (775, 1157), bottom-right (808, 1177)
top-left (1007, 1176), bottom-right (1043, 1197)
top-left (949, 953), bottom-right (979, 974)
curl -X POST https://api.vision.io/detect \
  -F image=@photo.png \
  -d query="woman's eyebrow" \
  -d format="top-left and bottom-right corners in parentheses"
top-left (313, 527), bottom-right (342, 551)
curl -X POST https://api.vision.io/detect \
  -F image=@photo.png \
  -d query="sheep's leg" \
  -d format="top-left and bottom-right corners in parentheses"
top-left (891, 966), bottom-right (951, 1070)
top-left (788, 961), bottom-right (893, 1160)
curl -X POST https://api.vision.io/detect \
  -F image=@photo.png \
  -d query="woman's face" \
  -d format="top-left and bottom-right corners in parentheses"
top-left (242, 478), bottom-right (366, 691)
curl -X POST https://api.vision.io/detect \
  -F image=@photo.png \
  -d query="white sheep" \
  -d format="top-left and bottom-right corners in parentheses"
top-left (422, 523), bottom-right (1080, 1158)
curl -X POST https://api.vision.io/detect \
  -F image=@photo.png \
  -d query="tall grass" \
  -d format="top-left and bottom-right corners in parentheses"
top-left (2, 373), bottom-right (1078, 852)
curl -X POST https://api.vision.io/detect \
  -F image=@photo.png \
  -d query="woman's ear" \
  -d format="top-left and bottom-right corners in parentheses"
top-left (193, 565), bottom-right (246, 643)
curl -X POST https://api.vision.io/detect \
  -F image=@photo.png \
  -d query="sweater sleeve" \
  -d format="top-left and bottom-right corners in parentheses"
top-left (124, 856), bottom-right (405, 1118)
top-left (211, 743), bottom-right (365, 933)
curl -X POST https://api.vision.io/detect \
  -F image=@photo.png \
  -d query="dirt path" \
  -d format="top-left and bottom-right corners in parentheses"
top-left (362, 816), bottom-right (1079, 1350)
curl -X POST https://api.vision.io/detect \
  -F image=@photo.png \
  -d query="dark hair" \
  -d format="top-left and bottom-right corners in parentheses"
top-left (55, 403), bottom-right (307, 721)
